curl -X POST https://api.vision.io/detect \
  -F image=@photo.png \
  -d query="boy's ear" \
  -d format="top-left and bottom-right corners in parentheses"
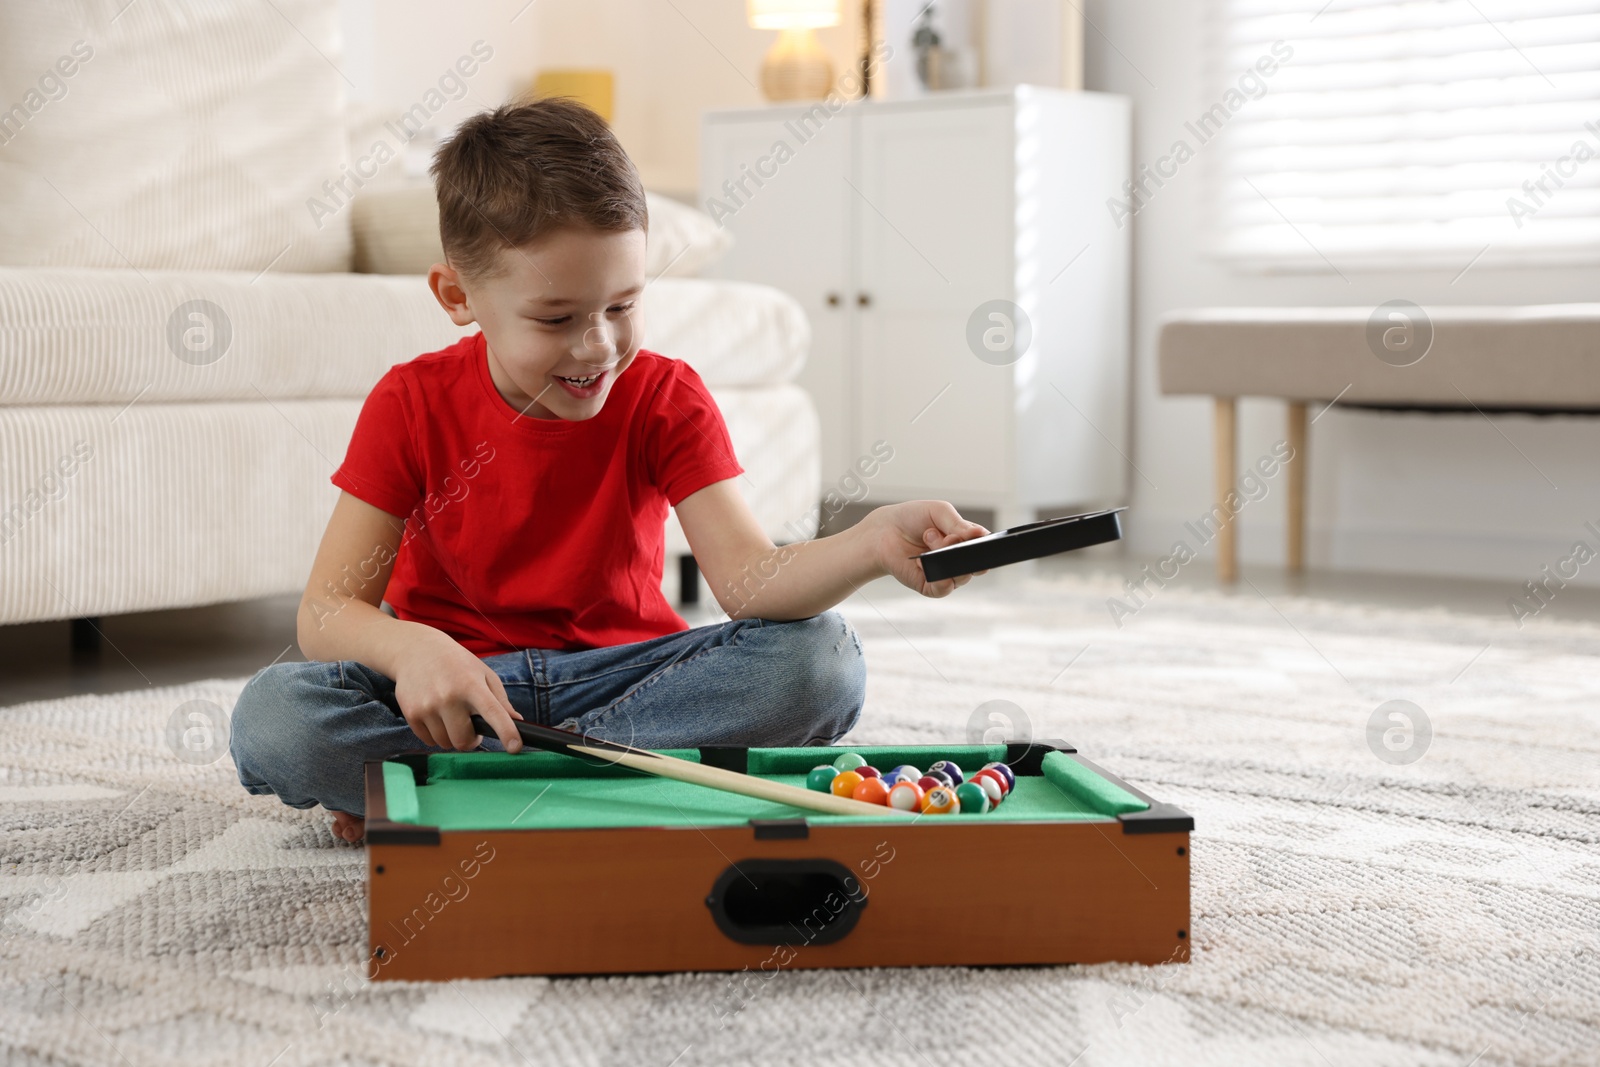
top-left (428, 262), bottom-right (477, 327)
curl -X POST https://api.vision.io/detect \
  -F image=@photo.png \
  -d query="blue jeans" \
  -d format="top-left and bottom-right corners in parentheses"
top-left (229, 611), bottom-right (866, 817)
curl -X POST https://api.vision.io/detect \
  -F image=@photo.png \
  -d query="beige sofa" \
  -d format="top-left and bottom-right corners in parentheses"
top-left (0, 0), bottom-right (819, 628)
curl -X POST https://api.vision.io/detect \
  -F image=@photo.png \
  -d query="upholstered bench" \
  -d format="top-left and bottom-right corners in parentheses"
top-left (1158, 304), bottom-right (1600, 580)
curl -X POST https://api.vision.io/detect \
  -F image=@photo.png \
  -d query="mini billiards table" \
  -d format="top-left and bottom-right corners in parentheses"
top-left (362, 740), bottom-right (1192, 980)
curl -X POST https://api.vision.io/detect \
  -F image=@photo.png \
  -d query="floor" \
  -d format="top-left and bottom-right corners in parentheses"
top-left (4, 544), bottom-right (1597, 707)
top-left (7, 546), bottom-right (1596, 1066)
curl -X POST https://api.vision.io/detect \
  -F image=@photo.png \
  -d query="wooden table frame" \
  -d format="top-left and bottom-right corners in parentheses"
top-left (363, 740), bottom-right (1193, 979)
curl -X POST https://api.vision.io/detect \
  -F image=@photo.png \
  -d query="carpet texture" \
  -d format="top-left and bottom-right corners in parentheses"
top-left (2, 572), bottom-right (1597, 1066)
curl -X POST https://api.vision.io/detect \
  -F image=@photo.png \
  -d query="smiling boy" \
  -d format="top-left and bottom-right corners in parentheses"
top-left (229, 99), bottom-right (988, 842)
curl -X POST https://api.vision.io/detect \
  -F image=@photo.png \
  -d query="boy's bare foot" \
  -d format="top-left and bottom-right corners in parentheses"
top-left (329, 810), bottom-right (365, 843)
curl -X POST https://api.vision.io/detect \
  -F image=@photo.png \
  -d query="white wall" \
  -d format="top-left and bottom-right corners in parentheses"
top-left (1086, 0), bottom-right (1600, 590)
top-left (337, 0), bottom-right (541, 184)
top-left (341, 0), bottom-right (865, 195)
top-left (340, 0), bottom-right (538, 122)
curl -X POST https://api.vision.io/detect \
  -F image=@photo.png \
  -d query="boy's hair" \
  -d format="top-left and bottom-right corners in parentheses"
top-left (430, 97), bottom-right (648, 281)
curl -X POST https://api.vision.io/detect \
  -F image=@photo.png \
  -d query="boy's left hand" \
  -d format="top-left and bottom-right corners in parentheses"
top-left (864, 500), bottom-right (990, 597)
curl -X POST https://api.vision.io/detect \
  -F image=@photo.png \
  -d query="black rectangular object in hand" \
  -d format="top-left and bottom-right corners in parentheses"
top-left (917, 508), bottom-right (1124, 581)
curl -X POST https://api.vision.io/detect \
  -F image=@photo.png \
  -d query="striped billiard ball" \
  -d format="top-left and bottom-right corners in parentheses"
top-left (981, 762), bottom-right (1016, 793)
top-left (887, 781), bottom-right (924, 811)
top-left (920, 786), bottom-right (958, 815)
top-left (979, 764), bottom-right (1017, 796)
top-left (887, 764), bottom-right (921, 786)
top-left (970, 773), bottom-right (1005, 808)
top-left (972, 767), bottom-right (1008, 795)
top-left (928, 760), bottom-right (964, 787)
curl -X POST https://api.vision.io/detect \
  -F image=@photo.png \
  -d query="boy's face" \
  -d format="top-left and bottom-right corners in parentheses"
top-left (432, 225), bottom-right (647, 421)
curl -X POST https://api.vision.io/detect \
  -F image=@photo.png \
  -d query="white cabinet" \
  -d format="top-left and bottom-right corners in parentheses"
top-left (700, 87), bottom-right (1130, 527)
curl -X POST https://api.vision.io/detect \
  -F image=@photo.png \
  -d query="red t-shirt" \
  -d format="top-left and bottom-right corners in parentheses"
top-left (332, 332), bottom-right (744, 655)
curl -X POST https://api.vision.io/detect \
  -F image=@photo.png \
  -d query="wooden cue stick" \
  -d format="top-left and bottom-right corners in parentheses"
top-left (468, 715), bottom-right (914, 818)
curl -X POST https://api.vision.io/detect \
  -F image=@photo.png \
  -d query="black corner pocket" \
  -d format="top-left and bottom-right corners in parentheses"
top-left (705, 859), bottom-right (866, 946)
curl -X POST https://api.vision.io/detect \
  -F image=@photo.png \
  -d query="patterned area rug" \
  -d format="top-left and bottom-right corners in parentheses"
top-left (2, 572), bottom-right (1597, 1067)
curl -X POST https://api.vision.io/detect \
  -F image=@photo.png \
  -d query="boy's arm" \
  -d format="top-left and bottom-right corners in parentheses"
top-left (673, 479), bottom-right (990, 621)
top-left (296, 491), bottom-right (524, 753)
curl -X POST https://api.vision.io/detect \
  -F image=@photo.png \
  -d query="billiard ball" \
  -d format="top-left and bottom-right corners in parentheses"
top-left (954, 781), bottom-right (991, 814)
top-left (888, 764), bottom-right (921, 786)
top-left (831, 770), bottom-right (864, 798)
top-left (981, 761), bottom-right (1016, 792)
top-left (928, 760), bottom-right (964, 787)
top-left (832, 752), bottom-right (867, 772)
top-left (972, 767), bottom-right (1008, 796)
top-left (857, 766), bottom-right (882, 780)
top-left (852, 777), bottom-right (891, 805)
top-left (920, 786), bottom-right (958, 815)
top-left (807, 765), bottom-right (839, 793)
top-left (887, 781), bottom-right (924, 811)
top-left (970, 773), bottom-right (1004, 807)
top-left (916, 775), bottom-right (947, 794)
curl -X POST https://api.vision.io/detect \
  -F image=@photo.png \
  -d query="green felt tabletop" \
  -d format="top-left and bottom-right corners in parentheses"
top-left (380, 746), bottom-right (1149, 832)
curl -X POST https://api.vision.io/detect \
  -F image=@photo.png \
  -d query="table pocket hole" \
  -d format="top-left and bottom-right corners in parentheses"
top-left (707, 859), bottom-right (865, 946)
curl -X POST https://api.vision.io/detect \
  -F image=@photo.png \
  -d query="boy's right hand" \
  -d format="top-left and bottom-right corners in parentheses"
top-left (392, 630), bottom-right (524, 753)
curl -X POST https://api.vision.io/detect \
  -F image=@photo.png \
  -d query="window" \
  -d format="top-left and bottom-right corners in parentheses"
top-left (1210, 0), bottom-right (1600, 271)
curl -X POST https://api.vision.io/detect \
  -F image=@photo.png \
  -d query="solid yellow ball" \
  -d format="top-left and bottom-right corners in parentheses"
top-left (830, 770), bottom-right (865, 798)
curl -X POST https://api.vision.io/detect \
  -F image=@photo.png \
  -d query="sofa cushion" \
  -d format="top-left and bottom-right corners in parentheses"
top-left (645, 193), bottom-right (736, 277)
top-left (646, 278), bottom-right (807, 388)
top-left (0, 267), bottom-right (808, 404)
top-left (1158, 305), bottom-right (1600, 408)
top-left (352, 185), bottom-right (732, 279)
top-left (349, 184), bottom-right (444, 277)
top-left (0, 0), bottom-right (351, 273)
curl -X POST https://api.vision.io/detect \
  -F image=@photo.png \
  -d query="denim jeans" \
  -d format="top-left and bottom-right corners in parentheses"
top-left (229, 610), bottom-right (866, 817)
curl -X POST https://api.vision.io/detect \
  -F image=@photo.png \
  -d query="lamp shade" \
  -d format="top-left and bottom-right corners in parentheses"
top-left (747, 0), bottom-right (840, 30)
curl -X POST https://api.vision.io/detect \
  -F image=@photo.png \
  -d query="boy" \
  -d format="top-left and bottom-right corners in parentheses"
top-left (229, 99), bottom-right (988, 842)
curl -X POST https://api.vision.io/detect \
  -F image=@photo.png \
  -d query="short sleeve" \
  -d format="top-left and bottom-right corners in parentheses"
top-left (331, 368), bottom-right (424, 519)
top-left (642, 358), bottom-right (745, 505)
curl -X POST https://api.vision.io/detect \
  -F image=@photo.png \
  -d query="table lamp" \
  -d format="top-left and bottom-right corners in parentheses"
top-left (748, 0), bottom-right (840, 101)
top-left (524, 69), bottom-right (614, 123)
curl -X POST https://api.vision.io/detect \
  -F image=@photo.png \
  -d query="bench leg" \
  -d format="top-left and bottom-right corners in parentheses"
top-left (1286, 401), bottom-right (1307, 573)
top-left (1214, 396), bottom-right (1237, 583)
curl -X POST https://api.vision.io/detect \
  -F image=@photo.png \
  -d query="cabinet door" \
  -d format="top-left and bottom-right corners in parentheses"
top-left (852, 103), bottom-right (1014, 501)
top-left (700, 110), bottom-right (853, 485)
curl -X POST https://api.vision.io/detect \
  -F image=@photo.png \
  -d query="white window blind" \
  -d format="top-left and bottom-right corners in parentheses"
top-left (1211, 0), bottom-right (1600, 271)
